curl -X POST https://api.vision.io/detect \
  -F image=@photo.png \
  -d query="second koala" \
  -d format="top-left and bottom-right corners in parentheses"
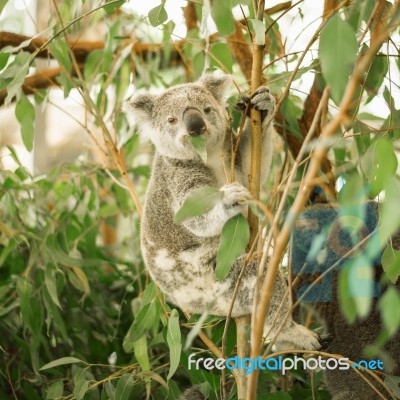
top-left (125, 75), bottom-right (320, 350)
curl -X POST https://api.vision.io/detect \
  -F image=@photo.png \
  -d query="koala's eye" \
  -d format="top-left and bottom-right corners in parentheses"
top-left (204, 106), bottom-right (212, 114)
top-left (168, 117), bottom-right (177, 124)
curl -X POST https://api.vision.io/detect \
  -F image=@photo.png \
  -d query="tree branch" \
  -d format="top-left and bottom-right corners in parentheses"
top-left (0, 31), bottom-right (184, 64)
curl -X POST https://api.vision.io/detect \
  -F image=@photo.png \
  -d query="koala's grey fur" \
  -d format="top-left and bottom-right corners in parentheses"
top-left (293, 203), bottom-right (400, 400)
top-left (124, 75), bottom-right (320, 352)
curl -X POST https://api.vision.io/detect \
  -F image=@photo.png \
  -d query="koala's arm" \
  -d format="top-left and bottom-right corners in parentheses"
top-left (235, 87), bottom-right (275, 184)
top-left (170, 167), bottom-right (250, 237)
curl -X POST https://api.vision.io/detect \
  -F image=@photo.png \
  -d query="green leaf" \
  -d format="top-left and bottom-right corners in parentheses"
top-left (360, 138), bottom-right (398, 197)
top-left (0, 0), bottom-right (7, 15)
top-left (50, 40), bottom-right (71, 73)
top-left (211, 0), bottom-right (235, 36)
top-left (104, 0), bottom-right (125, 14)
top-left (0, 52), bottom-right (31, 104)
top-left (347, 257), bottom-right (373, 318)
top-left (381, 245), bottom-right (400, 284)
top-left (174, 186), bottom-right (223, 224)
top-left (188, 134), bottom-right (207, 163)
top-left (114, 374), bottom-right (134, 400)
top-left (148, 2), bottom-right (168, 27)
top-left (84, 49), bottom-right (103, 82)
top-left (210, 43), bottom-right (234, 73)
top-left (46, 380), bottom-right (64, 399)
top-left (385, 375), bottom-right (400, 399)
top-left (380, 178), bottom-right (400, 244)
top-left (280, 96), bottom-right (302, 138)
top-left (379, 286), bottom-right (400, 337)
top-left (0, 52), bottom-right (10, 70)
top-left (17, 277), bottom-right (43, 336)
top-left (216, 214), bottom-right (250, 280)
top-left (365, 54), bottom-right (388, 97)
top-left (73, 379), bottom-right (89, 400)
top-left (104, 381), bottom-right (116, 399)
top-left (338, 265), bottom-right (357, 323)
top-left (133, 336), bottom-right (150, 372)
top-left (383, 86), bottom-right (400, 138)
top-left (123, 301), bottom-right (157, 348)
top-left (167, 309), bottom-right (182, 380)
top-left (249, 19), bottom-right (265, 46)
top-left (45, 265), bottom-right (62, 309)
top-left (319, 14), bottom-right (357, 105)
top-left (133, 336), bottom-right (151, 395)
top-left (15, 96), bottom-right (35, 152)
top-left (40, 356), bottom-right (84, 371)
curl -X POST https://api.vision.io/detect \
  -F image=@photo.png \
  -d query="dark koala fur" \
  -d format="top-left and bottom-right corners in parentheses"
top-left (292, 202), bottom-right (400, 400)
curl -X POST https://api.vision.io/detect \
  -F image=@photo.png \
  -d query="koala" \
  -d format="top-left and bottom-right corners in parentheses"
top-left (292, 203), bottom-right (400, 400)
top-left (124, 75), bottom-right (320, 353)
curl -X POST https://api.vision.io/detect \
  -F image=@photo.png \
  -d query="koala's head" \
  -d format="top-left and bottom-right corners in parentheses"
top-left (124, 75), bottom-right (231, 160)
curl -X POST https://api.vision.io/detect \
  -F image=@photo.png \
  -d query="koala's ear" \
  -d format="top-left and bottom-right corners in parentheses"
top-left (197, 74), bottom-right (232, 105)
top-left (123, 93), bottom-right (155, 125)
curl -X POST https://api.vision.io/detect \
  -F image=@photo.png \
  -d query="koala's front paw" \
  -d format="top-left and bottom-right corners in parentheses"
top-left (251, 86), bottom-right (275, 121)
top-left (220, 182), bottom-right (251, 210)
top-left (235, 86), bottom-right (275, 122)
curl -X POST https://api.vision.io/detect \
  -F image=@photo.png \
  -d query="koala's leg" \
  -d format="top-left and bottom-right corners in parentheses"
top-left (220, 256), bottom-right (320, 350)
top-left (235, 86), bottom-right (275, 185)
top-left (179, 386), bottom-right (205, 400)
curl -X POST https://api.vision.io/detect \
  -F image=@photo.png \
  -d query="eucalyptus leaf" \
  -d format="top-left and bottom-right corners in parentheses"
top-left (384, 375), bottom-right (400, 398)
top-left (40, 357), bottom-right (84, 371)
top-left (338, 266), bottom-right (357, 323)
top-left (123, 301), bottom-right (157, 348)
top-left (379, 286), bottom-right (400, 337)
top-left (361, 138), bottom-right (397, 197)
top-left (216, 214), bottom-right (250, 281)
top-left (133, 336), bottom-right (151, 395)
top-left (188, 134), bottom-right (207, 163)
top-left (365, 54), bottom-right (388, 97)
top-left (73, 378), bottom-right (89, 400)
top-left (46, 380), bottom-right (64, 400)
top-left (250, 19), bottom-right (266, 46)
top-left (114, 374), bottom-right (134, 400)
top-left (380, 184), bottom-right (400, 247)
top-left (211, 0), bottom-right (235, 36)
top-left (148, 2), bottom-right (168, 27)
top-left (381, 245), bottom-right (400, 284)
top-left (50, 40), bottom-right (72, 73)
top-left (319, 14), bottom-right (357, 105)
top-left (15, 96), bottom-right (35, 152)
top-left (174, 186), bottom-right (223, 224)
top-left (0, 52), bottom-right (10, 70)
top-left (44, 266), bottom-right (62, 309)
top-left (167, 309), bottom-right (181, 380)
top-left (0, 0), bottom-right (7, 15)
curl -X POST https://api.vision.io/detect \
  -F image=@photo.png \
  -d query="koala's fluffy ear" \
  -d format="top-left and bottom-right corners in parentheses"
top-left (123, 93), bottom-right (155, 126)
top-left (198, 74), bottom-right (232, 105)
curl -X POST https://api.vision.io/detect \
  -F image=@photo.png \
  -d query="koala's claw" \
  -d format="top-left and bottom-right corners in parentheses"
top-left (235, 95), bottom-right (250, 112)
top-left (251, 86), bottom-right (275, 115)
top-left (220, 182), bottom-right (251, 208)
top-left (235, 86), bottom-right (275, 120)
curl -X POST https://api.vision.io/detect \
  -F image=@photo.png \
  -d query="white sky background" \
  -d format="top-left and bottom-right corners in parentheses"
top-left (0, 0), bottom-right (399, 171)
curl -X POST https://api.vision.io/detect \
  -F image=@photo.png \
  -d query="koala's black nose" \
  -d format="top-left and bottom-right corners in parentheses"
top-left (183, 109), bottom-right (206, 136)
